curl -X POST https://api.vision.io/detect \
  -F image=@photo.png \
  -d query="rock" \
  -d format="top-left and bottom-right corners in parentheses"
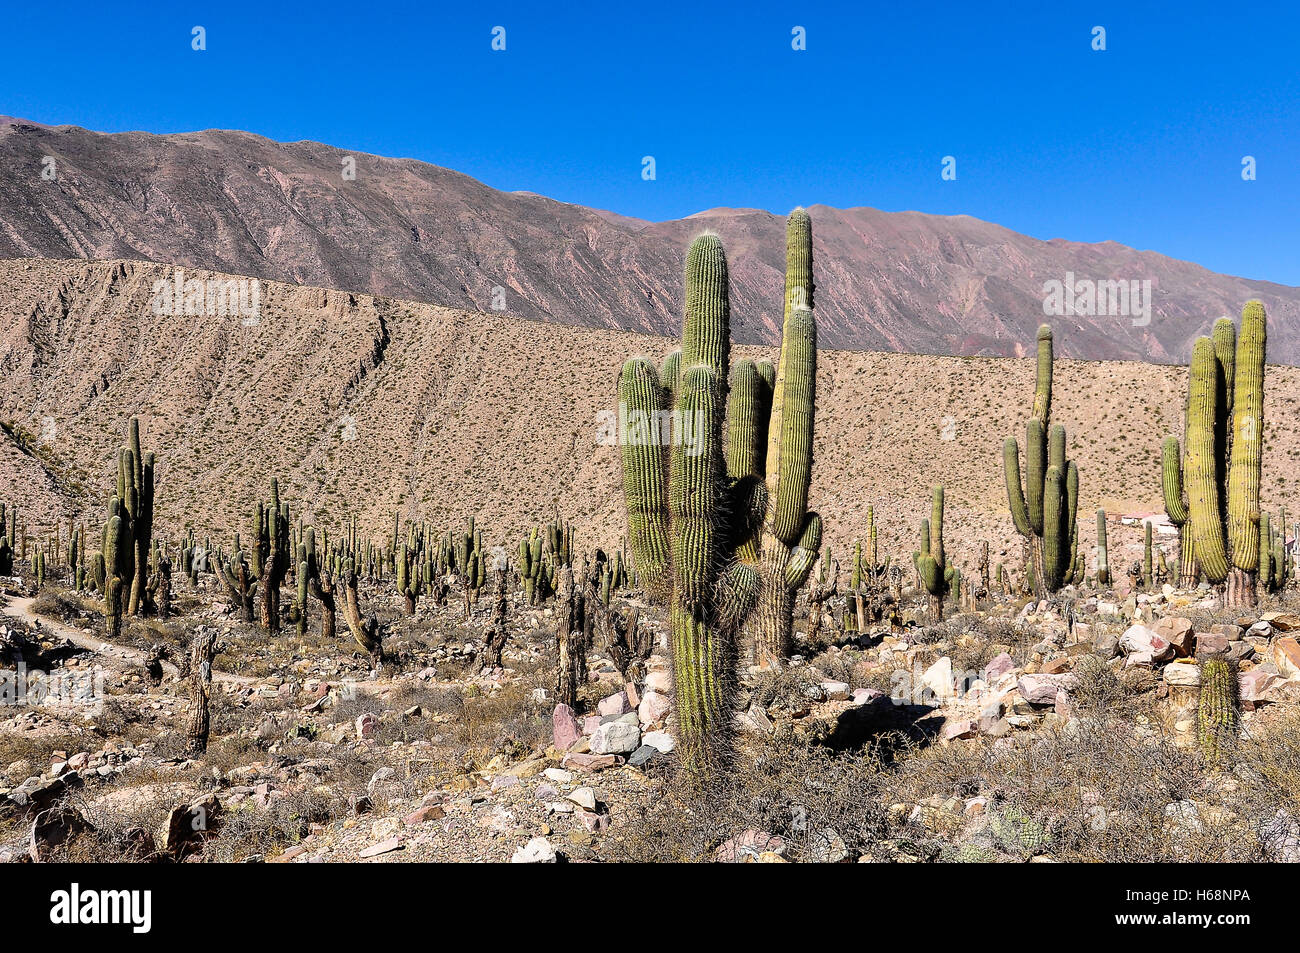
top-left (922, 657), bottom-right (954, 701)
top-left (582, 715), bottom-right (603, 736)
top-left (644, 670), bottom-right (672, 695)
top-left (638, 690), bottom-right (671, 726)
top-left (807, 828), bottom-right (849, 863)
top-left (562, 752), bottom-right (618, 773)
top-left (820, 680), bottom-right (852, 701)
top-left (355, 713), bottom-right (379, 739)
top-left (567, 787), bottom-right (597, 811)
top-left (715, 829), bottom-right (786, 862)
top-left (160, 793), bottom-right (221, 858)
top-left (851, 687), bottom-right (885, 706)
top-left (641, 730), bottom-right (674, 753)
top-left (1094, 629), bottom-right (1121, 659)
top-left (1120, 624), bottom-right (1174, 662)
top-left (403, 805), bottom-right (445, 826)
top-left (1195, 632), bottom-right (1231, 658)
top-left (628, 745), bottom-right (660, 767)
top-left (1041, 656), bottom-right (1072, 674)
top-left (1262, 611), bottom-right (1300, 632)
top-left (543, 767), bottom-right (573, 784)
top-left (552, 704), bottom-right (582, 752)
top-left (1272, 637), bottom-right (1300, 680)
top-left (1151, 617), bottom-right (1195, 656)
top-left (943, 719), bottom-right (977, 741)
top-left (1017, 673), bottom-right (1080, 706)
top-left (1240, 669), bottom-right (1283, 704)
top-left (511, 837), bottom-right (556, 863)
top-left (1163, 662), bottom-right (1201, 687)
top-left (985, 652), bottom-right (1016, 681)
top-left (29, 806), bottom-right (93, 862)
top-left (1258, 811), bottom-right (1300, 863)
top-left (1228, 641), bottom-right (1256, 663)
top-left (1247, 621), bottom-right (1273, 639)
top-left (591, 720), bottom-right (640, 754)
top-left (597, 691), bottom-right (629, 717)
top-left (371, 817), bottom-right (401, 840)
top-left (1211, 623), bottom-right (1245, 640)
top-left (359, 837), bottom-right (403, 858)
top-left (490, 775), bottom-right (521, 792)
top-left (3, 771), bottom-right (82, 816)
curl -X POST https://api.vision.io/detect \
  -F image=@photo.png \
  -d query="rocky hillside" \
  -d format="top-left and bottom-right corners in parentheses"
top-left (6, 258), bottom-right (1300, 576)
top-left (3, 116), bottom-right (1299, 363)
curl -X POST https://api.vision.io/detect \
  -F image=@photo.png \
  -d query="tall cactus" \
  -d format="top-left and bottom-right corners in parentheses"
top-left (1161, 435), bottom-right (1197, 587)
top-left (1179, 303), bottom-right (1268, 607)
top-left (742, 209), bottom-right (821, 667)
top-left (916, 486), bottom-right (950, 622)
top-left (256, 479), bottom-right (291, 631)
top-left (1005, 326), bottom-right (1078, 596)
top-left (616, 232), bottom-right (764, 772)
top-left (1095, 509), bottom-right (1110, 586)
top-left (124, 418), bottom-right (155, 616)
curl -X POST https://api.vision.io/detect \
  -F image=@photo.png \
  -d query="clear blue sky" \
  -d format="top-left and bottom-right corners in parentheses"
top-left (4, 1), bottom-right (1298, 284)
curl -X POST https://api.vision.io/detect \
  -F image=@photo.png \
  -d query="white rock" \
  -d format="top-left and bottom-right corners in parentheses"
top-left (922, 657), bottom-right (955, 701)
top-left (590, 720), bottom-right (641, 754)
top-left (567, 786), bottom-right (597, 810)
top-left (542, 767), bottom-right (573, 784)
top-left (511, 837), bottom-right (556, 863)
top-left (1163, 662), bottom-right (1201, 687)
top-left (642, 730), bottom-right (675, 753)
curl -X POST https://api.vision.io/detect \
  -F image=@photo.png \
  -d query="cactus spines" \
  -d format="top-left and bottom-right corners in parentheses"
top-left (1226, 300), bottom-right (1267, 605)
top-left (617, 232), bottom-right (762, 773)
top-left (1186, 337), bottom-right (1230, 584)
top-left (916, 486), bottom-right (948, 622)
top-left (619, 357), bottom-right (672, 602)
top-left (1178, 303), bottom-right (1268, 606)
top-left (746, 210), bottom-right (821, 667)
top-left (1197, 655), bottom-right (1239, 765)
top-left (1095, 509), bottom-right (1110, 586)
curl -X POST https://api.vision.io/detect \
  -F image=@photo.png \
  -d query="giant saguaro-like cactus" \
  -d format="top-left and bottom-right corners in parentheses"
top-left (916, 486), bottom-right (950, 622)
top-left (617, 232), bottom-right (765, 771)
top-left (124, 419), bottom-right (155, 616)
top-left (1004, 326), bottom-right (1079, 596)
top-left (1175, 303), bottom-right (1268, 607)
top-left (256, 479), bottom-right (291, 631)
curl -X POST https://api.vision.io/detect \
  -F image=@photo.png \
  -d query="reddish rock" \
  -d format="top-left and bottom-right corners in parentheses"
top-left (1240, 669), bottom-right (1283, 705)
top-left (715, 829), bottom-right (786, 862)
top-left (1017, 673), bottom-right (1080, 705)
top-left (1151, 617), bottom-right (1195, 656)
top-left (552, 704), bottom-right (582, 752)
top-left (943, 719), bottom-right (977, 741)
top-left (637, 690), bottom-right (671, 726)
top-left (1195, 632), bottom-right (1231, 658)
top-left (624, 682), bottom-right (640, 709)
top-left (403, 805), bottom-right (445, 827)
top-left (1272, 637), bottom-right (1300, 680)
top-left (985, 652), bottom-right (1017, 682)
top-left (597, 692), bottom-right (629, 717)
top-left (355, 713), bottom-right (379, 739)
top-left (562, 752), bottom-right (618, 773)
top-left (1042, 656), bottom-right (1072, 674)
top-left (358, 837), bottom-right (403, 859)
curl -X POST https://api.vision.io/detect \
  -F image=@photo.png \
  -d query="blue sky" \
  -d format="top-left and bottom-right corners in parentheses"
top-left (4, 1), bottom-right (1298, 284)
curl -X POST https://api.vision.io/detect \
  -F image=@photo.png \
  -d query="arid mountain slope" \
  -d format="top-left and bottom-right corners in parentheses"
top-left (5, 258), bottom-right (1300, 578)
top-left (2, 117), bottom-right (1299, 363)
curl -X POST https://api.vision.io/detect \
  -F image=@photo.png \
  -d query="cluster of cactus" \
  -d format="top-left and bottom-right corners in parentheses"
top-left (1162, 302), bottom-right (1267, 607)
top-left (1258, 511), bottom-right (1292, 593)
top-left (619, 228), bottom-right (792, 769)
top-left (518, 519), bottom-right (582, 605)
top-left (914, 486), bottom-right (953, 621)
top-left (180, 528), bottom-right (210, 586)
top-left (1004, 326), bottom-right (1080, 596)
top-left (1197, 655), bottom-right (1239, 764)
top-left (254, 479), bottom-right (291, 631)
top-left (101, 419), bottom-right (157, 635)
top-left (598, 549), bottom-right (628, 606)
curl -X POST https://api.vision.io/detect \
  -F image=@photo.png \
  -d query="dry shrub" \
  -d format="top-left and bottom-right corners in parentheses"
top-left (608, 738), bottom-right (891, 863)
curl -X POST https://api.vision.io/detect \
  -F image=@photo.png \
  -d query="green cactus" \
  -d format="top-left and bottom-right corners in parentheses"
top-left (916, 486), bottom-right (948, 621)
top-left (1197, 655), bottom-right (1239, 765)
top-left (1096, 509), bottom-right (1110, 586)
top-left (0, 503), bottom-right (12, 576)
top-left (615, 232), bottom-right (765, 772)
top-left (256, 479), bottom-right (291, 631)
top-left (1161, 435), bottom-right (1196, 587)
top-left (1142, 520), bottom-right (1153, 589)
top-left (1180, 303), bottom-right (1268, 607)
top-left (124, 418), bottom-right (155, 616)
top-left (1005, 327), bottom-right (1078, 596)
top-left (745, 209), bottom-right (822, 666)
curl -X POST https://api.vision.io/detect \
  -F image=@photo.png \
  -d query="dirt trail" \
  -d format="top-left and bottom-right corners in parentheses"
top-left (0, 595), bottom-right (255, 686)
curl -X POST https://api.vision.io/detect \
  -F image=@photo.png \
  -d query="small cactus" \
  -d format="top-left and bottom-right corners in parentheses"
top-left (1197, 656), bottom-right (1239, 764)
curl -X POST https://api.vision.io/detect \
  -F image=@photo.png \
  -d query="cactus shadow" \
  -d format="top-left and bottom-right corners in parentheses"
top-left (817, 697), bottom-right (944, 764)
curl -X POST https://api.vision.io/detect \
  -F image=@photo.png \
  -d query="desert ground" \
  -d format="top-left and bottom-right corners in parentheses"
top-left (2, 255), bottom-right (1300, 864)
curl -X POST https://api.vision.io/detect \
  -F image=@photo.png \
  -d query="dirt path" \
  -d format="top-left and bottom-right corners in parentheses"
top-left (1, 595), bottom-right (256, 686)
